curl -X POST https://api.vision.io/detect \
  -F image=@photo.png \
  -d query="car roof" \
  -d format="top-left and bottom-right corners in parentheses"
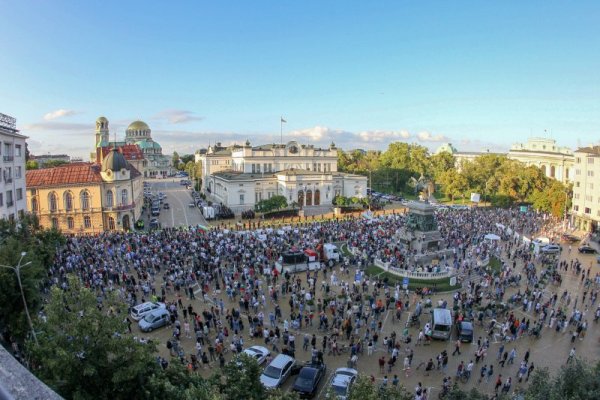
top-left (332, 372), bottom-right (355, 386)
top-left (269, 354), bottom-right (294, 367)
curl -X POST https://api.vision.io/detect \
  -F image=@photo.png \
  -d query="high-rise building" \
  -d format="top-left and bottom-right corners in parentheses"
top-left (0, 113), bottom-right (28, 221)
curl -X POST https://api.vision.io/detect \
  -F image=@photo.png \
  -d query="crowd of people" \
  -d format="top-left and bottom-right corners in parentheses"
top-left (42, 205), bottom-right (600, 399)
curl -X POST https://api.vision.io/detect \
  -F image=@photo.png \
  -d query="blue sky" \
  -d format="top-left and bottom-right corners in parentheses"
top-left (1, 1), bottom-right (599, 158)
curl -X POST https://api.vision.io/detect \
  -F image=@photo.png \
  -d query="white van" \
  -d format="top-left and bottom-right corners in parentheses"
top-left (130, 301), bottom-right (166, 321)
top-left (323, 243), bottom-right (340, 263)
top-left (430, 308), bottom-right (453, 340)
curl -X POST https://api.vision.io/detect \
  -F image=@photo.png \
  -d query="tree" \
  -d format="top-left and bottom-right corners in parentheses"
top-left (181, 154), bottom-right (195, 164)
top-left (44, 160), bottom-right (69, 168)
top-left (172, 151), bottom-right (180, 166)
top-left (440, 169), bottom-right (468, 201)
top-left (525, 359), bottom-right (600, 400)
top-left (345, 376), bottom-right (412, 400)
top-left (0, 215), bottom-right (64, 339)
top-left (214, 354), bottom-right (267, 400)
top-left (26, 160), bottom-right (39, 170)
top-left (428, 152), bottom-right (456, 183)
top-left (256, 195), bottom-right (288, 213)
top-left (27, 275), bottom-right (161, 399)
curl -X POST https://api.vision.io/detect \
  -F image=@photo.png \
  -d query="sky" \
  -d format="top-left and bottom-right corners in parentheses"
top-left (1, 1), bottom-right (600, 159)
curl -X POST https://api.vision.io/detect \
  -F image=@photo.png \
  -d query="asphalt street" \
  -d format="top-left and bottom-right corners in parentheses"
top-left (145, 179), bottom-right (208, 228)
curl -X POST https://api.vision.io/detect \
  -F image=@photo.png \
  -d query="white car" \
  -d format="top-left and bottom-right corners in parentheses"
top-left (541, 244), bottom-right (561, 254)
top-left (327, 368), bottom-right (358, 399)
top-left (242, 346), bottom-right (271, 365)
top-left (130, 301), bottom-right (166, 321)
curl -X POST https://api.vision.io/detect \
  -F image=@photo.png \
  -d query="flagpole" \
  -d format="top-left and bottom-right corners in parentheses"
top-left (280, 117), bottom-right (283, 145)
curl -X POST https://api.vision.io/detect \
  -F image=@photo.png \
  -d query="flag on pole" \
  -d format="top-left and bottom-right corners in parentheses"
top-left (281, 117), bottom-right (287, 123)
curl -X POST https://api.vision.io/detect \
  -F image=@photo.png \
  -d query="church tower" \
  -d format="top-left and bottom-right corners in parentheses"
top-left (95, 116), bottom-right (109, 148)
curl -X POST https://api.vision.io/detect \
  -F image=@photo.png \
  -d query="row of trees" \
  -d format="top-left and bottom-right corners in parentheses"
top-left (338, 143), bottom-right (570, 217)
top-left (255, 195), bottom-right (288, 213)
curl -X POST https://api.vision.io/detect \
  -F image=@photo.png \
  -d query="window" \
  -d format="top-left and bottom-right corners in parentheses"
top-left (576, 181), bottom-right (580, 188)
top-left (239, 194), bottom-right (245, 204)
top-left (7, 190), bottom-right (14, 207)
top-left (585, 207), bottom-right (591, 214)
top-left (0, 193), bottom-right (3, 206)
top-left (586, 195), bottom-right (593, 202)
top-left (252, 164), bottom-right (256, 173)
top-left (576, 157), bottom-right (581, 164)
top-left (16, 188), bottom-right (22, 201)
top-left (589, 183), bottom-right (594, 190)
top-left (48, 192), bottom-right (58, 212)
top-left (15, 166), bottom-right (21, 179)
top-left (574, 194), bottom-right (580, 199)
top-left (31, 197), bottom-right (38, 212)
top-left (67, 217), bottom-right (74, 229)
top-left (51, 217), bottom-right (58, 229)
top-left (84, 216), bottom-right (91, 229)
top-left (80, 191), bottom-right (90, 210)
top-left (15, 145), bottom-right (21, 157)
top-left (3, 143), bottom-right (11, 156)
top-left (574, 205), bottom-right (579, 211)
top-left (64, 192), bottom-right (73, 211)
top-left (106, 191), bottom-right (114, 207)
top-left (575, 169), bottom-right (581, 176)
top-left (108, 217), bottom-right (115, 230)
top-left (588, 170), bottom-right (594, 177)
top-left (306, 163), bottom-right (310, 170)
top-left (121, 189), bottom-right (128, 205)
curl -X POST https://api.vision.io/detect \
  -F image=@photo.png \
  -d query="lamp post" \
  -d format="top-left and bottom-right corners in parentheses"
top-left (0, 252), bottom-right (37, 346)
top-left (563, 190), bottom-right (569, 231)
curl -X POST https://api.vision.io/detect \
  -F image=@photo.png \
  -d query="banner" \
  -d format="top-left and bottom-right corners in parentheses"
top-left (470, 193), bottom-right (481, 203)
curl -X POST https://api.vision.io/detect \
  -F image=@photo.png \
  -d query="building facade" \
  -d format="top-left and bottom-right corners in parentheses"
top-left (0, 113), bottom-right (27, 221)
top-left (26, 149), bottom-right (143, 234)
top-left (92, 116), bottom-right (171, 178)
top-left (507, 138), bottom-right (573, 183)
top-left (571, 146), bottom-right (600, 232)
top-left (200, 140), bottom-right (368, 214)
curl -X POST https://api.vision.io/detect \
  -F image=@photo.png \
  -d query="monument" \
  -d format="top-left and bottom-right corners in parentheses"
top-left (396, 201), bottom-right (453, 266)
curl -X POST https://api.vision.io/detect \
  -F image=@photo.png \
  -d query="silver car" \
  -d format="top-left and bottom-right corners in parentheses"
top-left (138, 309), bottom-right (170, 332)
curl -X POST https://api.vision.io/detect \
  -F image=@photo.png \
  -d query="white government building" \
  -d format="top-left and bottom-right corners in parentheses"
top-left (198, 140), bottom-right (368, 214)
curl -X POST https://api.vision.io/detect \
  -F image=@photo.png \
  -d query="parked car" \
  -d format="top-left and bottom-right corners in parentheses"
top-left (292, 362), bottom-right (327, 398)
top-left (163, 203), bottom-right (170, 209)
top-left (130, 301), bottom-right (166, 321)
top-left (561, 233), bottom-right (580, 243)
top-left (578, 245), bottom-right (596, 254)
top-left (242, 346), bottom-right (271, 365)
top-left (541, 244), bottom-right (561, 254)
top-left (260, 354), bottom-right (296, 389)
top-left (138, 309), bottom-right (170, 332)
top-left (326, 368), bottom-right (357, 400)
top-left (455, 320), bottom-right (474, 343)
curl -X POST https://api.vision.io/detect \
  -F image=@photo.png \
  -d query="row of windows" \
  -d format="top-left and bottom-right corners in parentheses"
top-left (0, 189), bottom-right (21, 207)
top-left (0, 143), bottom-right (21, 157)
top-left (573, 169), bottom-right (594, 177)
top-left (31, 189), bottom-right (128, 212)
top-left (51, 216), bottom-right (117, 230)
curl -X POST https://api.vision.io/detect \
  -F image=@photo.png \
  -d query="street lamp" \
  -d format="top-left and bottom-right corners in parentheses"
top-left (0, 252), bottom-right (38, 346)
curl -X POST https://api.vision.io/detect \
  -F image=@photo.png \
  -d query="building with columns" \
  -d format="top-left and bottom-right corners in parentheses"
top-left (436, 138), bottom-right (573, 182)
top-left (200, 140), bottom-right (367, 214)
top-left (507, 138), bottom-right (573, 183)
top-left (26, 148), bottom-right (143, 233)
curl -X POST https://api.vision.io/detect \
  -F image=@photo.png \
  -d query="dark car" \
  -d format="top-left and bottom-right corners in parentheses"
top-left (578, 245), bottom-right (596, 254)
top-left (163, 203), bottom-right (170, 209)
top-left (456, 320), bottom-right (474, 343)
top-left (292, 362), bottom-right (326, 398)
top-left (561, 233), bottom-right (580, 243)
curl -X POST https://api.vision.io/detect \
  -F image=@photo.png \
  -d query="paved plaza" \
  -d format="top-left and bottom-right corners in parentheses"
top-left (54, 208), bottom-right (600, 398)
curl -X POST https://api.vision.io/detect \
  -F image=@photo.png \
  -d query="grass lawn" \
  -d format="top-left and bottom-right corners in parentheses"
top-left (488, 256), bottom-right (502, 275)
top-left (364, 265), bottom-right (458, 292)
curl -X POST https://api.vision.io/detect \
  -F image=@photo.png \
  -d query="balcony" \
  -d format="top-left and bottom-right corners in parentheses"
top-left (3, 155), bottom-right (13, 162)
top-left (4, 176), bottom-right (12, 183)
top-left (6, 201), bottom-right (13, 208)
top-left (113, 201), bottom-right (136, 211)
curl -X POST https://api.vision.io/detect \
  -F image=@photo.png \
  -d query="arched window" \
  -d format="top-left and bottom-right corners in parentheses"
top-left (550, 165), bottom-right (556, 178)
top-left (31, 197), bottom-right (38, 212)
top-left (121, 189), bottom-right (128, 205)
top-left (64, 192), bottom-right (73, 212)
top-left (67, 217), bottom-right (74, 230)
top-left (106, 190), bottom-right (114, 207)
top-left (108, 216), bottom-right (115, 230)
top-left (83, 216), bottom-right (91, 229)
top-left (80, 191), bottom-right (90, 211)
top-left (51, 217), bottom-right (58, 229)
top-left (48, 192), bottom-right (58, 212)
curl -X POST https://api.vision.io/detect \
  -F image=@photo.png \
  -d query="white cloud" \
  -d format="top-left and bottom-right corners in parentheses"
top-left (357, 130), bottom-right (411, 142)
top-left (288, 126), bottom-right (348, 142)
top-left (23, 121), bottom-right (91, 131)
top-left (43, 109), bottom-right (77, 121)
top-left (153, 109), bottom-right (204, 124)
top-left (416, 131), bottom-right (449, 142)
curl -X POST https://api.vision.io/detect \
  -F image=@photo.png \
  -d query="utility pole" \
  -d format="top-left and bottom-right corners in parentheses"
top-left (0, 252), bottom-right (37, 345)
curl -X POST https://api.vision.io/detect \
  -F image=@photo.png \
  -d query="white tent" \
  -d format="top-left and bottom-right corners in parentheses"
top-left (484, 233), bottom-right (501, 241)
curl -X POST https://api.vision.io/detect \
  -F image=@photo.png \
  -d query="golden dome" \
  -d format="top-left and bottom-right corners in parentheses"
top-left (127, 120), bottom-right (149, 131)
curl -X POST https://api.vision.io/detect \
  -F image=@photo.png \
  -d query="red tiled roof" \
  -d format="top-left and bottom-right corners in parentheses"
top-left (100, 144), bottom-right (144, 160)
top-left (26, 163), bottom-right (103, 187)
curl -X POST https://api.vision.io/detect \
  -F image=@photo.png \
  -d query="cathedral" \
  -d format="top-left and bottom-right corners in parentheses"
top-left (92, 116), bottom-right (172, 178)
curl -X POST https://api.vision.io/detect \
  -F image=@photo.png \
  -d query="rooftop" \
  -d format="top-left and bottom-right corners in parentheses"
top-left (212, 171), bottom-right (272, 181)
top-left (27, 163), bottom-right (103, 187)
top-left (576, 146), bottom-right (600, 155)
top-left (99, 144), bottom-right (144, 160)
